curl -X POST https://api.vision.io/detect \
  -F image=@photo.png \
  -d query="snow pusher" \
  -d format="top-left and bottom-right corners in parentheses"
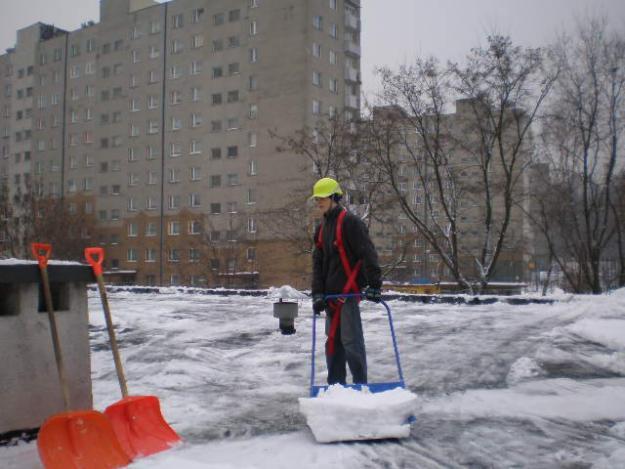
top-left (33, 244), bottom-right (131, 469)
top-left (299, 293), bottom-right (417, 443)
top-left (85, 247), bottom-right (181, 459)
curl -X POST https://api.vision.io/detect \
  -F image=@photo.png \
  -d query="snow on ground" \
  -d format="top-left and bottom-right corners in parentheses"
top-left (2, 288), bottom-right (625, 468)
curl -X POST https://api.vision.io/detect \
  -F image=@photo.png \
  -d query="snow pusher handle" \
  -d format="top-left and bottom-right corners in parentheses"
top-left (310, 293), bottom-right (406, 397)
top-left (85, 247), bottom-right (104, 277)
top-left (31, 242), bottom-right (52, 269)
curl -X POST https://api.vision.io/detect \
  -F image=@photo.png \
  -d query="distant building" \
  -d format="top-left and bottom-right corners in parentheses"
top-left (0, 0), bottom-right (362, 288)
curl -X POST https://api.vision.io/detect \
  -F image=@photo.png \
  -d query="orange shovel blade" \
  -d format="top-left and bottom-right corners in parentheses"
top-left (104, 395), bottom-right (181, 459)
top-left (37, 410), bottom-right (131, 469)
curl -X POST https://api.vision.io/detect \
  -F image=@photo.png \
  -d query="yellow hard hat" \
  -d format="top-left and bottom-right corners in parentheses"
top-left (311, 177), bottom-right (343, 198)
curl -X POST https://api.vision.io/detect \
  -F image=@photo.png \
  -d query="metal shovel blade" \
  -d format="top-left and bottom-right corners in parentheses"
top-left (37, 410), bottom-right (131, 469)
top-left (104, 395), bottom-right (181, 459)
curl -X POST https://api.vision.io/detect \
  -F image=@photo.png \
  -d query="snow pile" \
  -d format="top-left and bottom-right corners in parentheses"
top-left (266, 285), bottom-right (309, 300)
top-left (298, 385), bottom-right (417, 443)
top-left (0, 258), bottom-right (84, 265)
top-left (506, 356), bottom-right (545, 385)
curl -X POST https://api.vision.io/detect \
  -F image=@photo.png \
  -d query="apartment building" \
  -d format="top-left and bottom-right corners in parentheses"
top-left (369, 99), bottom-right (532, 285)
top-left (0, 0), bottom-right (361, 288)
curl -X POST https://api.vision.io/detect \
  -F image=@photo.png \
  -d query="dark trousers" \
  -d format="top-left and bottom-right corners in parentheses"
top-left (325, 298), bottom-right (367, 384)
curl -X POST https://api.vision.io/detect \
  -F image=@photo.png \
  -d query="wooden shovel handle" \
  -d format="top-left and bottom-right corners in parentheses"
top-left (31, 242), bottom-right (71, 411)
top-left (84, 247), bottom-right (129, 398)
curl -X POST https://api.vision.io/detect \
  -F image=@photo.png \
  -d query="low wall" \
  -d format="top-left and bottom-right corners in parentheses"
top-left (0, 261), bottom-right (94, 436)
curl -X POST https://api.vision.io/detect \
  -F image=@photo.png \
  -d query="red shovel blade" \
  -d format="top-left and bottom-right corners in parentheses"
top-left (37, 410), bottom-right (131, 469)
top-left (104, 395), bottom-right (181, 459)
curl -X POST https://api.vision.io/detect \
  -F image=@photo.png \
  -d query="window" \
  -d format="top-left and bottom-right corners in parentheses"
top-left (147, 197), bottom-right (157, 210)
top-left (249, 0), bottom-right (258, 7)
top-left (227, 90), bottom-right (239, 103)
top-left (148, 70), bottom-right (159, 83)
top-left (148, 120), bottom-right (159, 134)
top-left (146, 248), bottom-right (156, 262)
top-left (249, 104), bottom-right (258, 119)
top-left (229, 9), bottom-right (240, 22)
top-left (227, 117), bottom-right (239, 130)
top-left (228, 62), bottom-right (240, 75)
top-left (312, 42), bottom-right (321, 58)
top-left (329, 49), bottom-right (337, 65)
top-left (148, 171), bottom-right (158, 185)
top-left (170, 90), bottom-right (182, 105)
top-left (148, 95), bottom-right (159, 109)
top-left (228, 36), bottom-right (240, 48)
top-left (130, 97), bottom-right (140, 112)
top-left (86, 38), bottom-right (96, 52)
top-left (146, 145), bottom-right (156, 159)
top-left (330, 0), bottom-right (336, 9)
top-left (227, 146), bottom-right (238, 158)
top-left (111, 209), bottom-right (121, 221)
top-left (192, 34), bottom-right (204, 49)
top-left (210, 231), bottom-right (221, 242)
top-left (169, 65), bottom-right (181, 79)
top-left (149, 45), bottom-right (159, 59)
top-left (250, 20), bottom-right (257, 36)
top-left (171, 40), bottom-right (183, 54)
top-left (131, 50), bottom-right (140, 63)
top-left (128, 172), bottom-right (138, 186)
top-left (192, 8), bottom-right (204, 23)
top-left (189, 249), bottom-right (200, 263)
top-left (168, 194), bottom-right (180, 208)
top-left (227, 173), bottom-right (239, 186)
top-left (128, 198), bottom-right (138, 212)
top-left (211, 148), bottom-right (222, 160)
top-left (214, 13), bottom-right (225, 26)
top-left (210, 175), bottom-right (221, 188)
top-left (212, 93), bottom-right (222, 105)
top-left (170, 142), bottom-right (181, 157)
top-left (312, 70), bottom-right (321, 86)
top-left (191, 167), bottom-right (201, 181)
top-left (212, 66), bottom-right (223, 78)
top-left (330, 23), bottom-right (338, 39)
top-left (247, 188), bottom-right (256, 204)
top-left (190, 139), bottom-right (202, 154)
top-left (171, 116), bottom-right (182, 131)
top-left (190, 60), bottom-right (202, 75)
top-left (210, 203), bottom-right (221, 214)
top-left (249, 48), bottom-right (258, 63)
top-left (249, 75), bottom-right (257, 90)
top-left (150, 21), bottom-right (161, 34)
top-left (313, 16), bottom-right (323, 30)
top-left (146, 223), bottom-right (157, 236)
top-left (168, 221), bottom-right (180, 236)
top-left (211, 120), bottom-right (222, 132)
top-left (248, 218), bottom-right (256, 233)
top-left (329, 78), bottom-right (338, 94)
top-left (70, 65), bottom-right (81, 79)
top-left (172, 14), bottom-right (183, 29)
top-left (192, 113), bottom-right (202, 127)
top-left (189, 193), bottom-right (201, 208)
top-left (213, 39), bottom-right (224, 52)
top-left (312, 99), bottom-right (321, 115)
top-left (248, 160), bottom-right (257, 176)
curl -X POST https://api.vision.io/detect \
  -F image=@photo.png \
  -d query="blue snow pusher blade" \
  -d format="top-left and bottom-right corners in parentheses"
top-left (309, 294), bottom-right (407, 397)
top-left (310, 381), bottom-right (405, 397)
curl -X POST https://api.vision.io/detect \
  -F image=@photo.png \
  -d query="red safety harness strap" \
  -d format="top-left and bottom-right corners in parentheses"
top-left (319, 210), bottom-right (362, 355)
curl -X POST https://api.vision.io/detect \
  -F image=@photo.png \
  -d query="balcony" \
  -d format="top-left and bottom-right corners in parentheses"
top-left (344, 66), bottom-right (360, 82)
top-left (345, 12), bottom-right (360, 30)
top-left (345, 94), bottom-right (359, 109)
top-left (344, 40), bottom-right (361, 57)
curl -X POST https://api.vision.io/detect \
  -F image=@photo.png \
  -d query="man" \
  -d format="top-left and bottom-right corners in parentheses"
top-left (311, 177), bottom-right (382, 385)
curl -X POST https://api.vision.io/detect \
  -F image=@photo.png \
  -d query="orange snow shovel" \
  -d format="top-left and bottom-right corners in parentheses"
top-left (85, 247), bottom-right (181, 459)
top-left (33, 243), bottom-right (131, 469)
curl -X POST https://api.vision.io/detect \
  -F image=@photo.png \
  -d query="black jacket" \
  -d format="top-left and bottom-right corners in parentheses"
top-left (312, 205), bottom-right (382, 295)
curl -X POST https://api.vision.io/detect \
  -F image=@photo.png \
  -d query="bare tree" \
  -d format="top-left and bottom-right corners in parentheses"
top-left (373, 37), bottom-right (555, 292)
top-left (536, 19), bottom-right (625, 293)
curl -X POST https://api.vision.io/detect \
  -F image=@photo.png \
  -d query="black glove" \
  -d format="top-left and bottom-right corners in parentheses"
top-left (364, 287), bottom-right (382, 303)
top-left (312, 294), bottom-right (326, 315)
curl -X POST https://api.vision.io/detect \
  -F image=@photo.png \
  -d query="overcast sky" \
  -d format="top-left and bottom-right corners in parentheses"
top-left (1, 0), bottom-right (624, 97)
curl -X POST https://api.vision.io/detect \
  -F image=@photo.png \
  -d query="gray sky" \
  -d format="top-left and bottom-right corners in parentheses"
top-left (1, 0), bottom-right (624, 97)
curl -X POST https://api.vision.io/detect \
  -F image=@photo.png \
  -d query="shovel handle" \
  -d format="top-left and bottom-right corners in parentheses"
top-left (85, 247), bottom-right (104, 277)
top-left (32, 243), bottom-right (52, 269)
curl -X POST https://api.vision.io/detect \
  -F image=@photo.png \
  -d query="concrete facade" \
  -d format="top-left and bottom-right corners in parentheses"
top-left (0, 0), bottom-right (361, 287)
